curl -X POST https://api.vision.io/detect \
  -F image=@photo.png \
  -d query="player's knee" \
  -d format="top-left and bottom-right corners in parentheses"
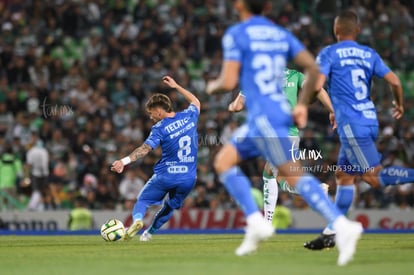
top-left (361, 166), bottom-right (381, 187)
top-left (335, 170), bottom-right (355, 186)
top-left (213, 145), bottom-right (239, 174)
top-left (167, 200), bottom-right (180, 210)
top-left (213, 151), bottom-right (231, 174)
top-left (213, 154), bottom-right (222, 173)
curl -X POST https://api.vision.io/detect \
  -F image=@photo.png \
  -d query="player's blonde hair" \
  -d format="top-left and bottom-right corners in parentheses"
top-left (145, 93), bottom-right (173, 112)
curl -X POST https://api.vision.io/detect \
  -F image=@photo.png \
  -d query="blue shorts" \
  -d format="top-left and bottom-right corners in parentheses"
top-left (137, 174), bottom-right (196, 209)
top-left (231, 115), bottom-right (293, 167)
top-left (337, 123), bottom-right (381, 175)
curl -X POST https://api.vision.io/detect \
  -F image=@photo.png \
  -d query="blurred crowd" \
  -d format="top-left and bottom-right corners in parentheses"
top-left (0, 0), bottom-right (413, 213)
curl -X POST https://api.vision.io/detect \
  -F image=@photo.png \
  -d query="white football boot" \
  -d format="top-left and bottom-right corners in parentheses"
top-left (140, 230), bottom-right (152, 242)
top-left (235, 213), bottom-right (274, 256)
top-left (334, 217), bottom-right (363, 266)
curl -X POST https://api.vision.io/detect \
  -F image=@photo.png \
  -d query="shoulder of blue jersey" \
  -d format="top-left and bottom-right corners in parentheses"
top-left (153, 121), bottom-right (163, 128)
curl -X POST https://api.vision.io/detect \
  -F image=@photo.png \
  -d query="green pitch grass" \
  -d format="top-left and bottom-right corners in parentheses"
top-left (0, 234), bottom-right (413, 275)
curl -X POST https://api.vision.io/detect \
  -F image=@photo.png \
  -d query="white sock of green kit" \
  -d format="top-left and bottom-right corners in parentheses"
top-left (263, 175), bottom-right (278, 223)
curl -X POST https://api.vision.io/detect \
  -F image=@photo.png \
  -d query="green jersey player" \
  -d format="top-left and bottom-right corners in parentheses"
top-left (229, 68), bottom-right (334, 225)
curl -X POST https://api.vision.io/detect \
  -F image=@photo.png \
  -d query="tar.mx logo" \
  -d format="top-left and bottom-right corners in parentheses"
top-left (41, 97), bottom-right (74, 118)
top-left (289, 140), bottom-right (322, 163)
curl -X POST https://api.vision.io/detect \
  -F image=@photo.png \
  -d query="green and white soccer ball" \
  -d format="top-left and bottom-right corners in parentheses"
top-left (100, 219), bottom-right (126, 241)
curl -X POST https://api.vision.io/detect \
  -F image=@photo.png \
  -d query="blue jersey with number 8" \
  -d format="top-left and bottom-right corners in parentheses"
top-left (144, 104), bottom-right (199, 180)
top-left (316, 40), bottom-right (390, 126)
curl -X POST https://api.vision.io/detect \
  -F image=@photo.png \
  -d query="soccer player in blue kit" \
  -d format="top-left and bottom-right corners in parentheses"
top-left (303, 10), bottom-right (414, 250)
top-left (111, 76), bottom-right (200, 242)
top-left (206, 0), bottom-right (362, 266)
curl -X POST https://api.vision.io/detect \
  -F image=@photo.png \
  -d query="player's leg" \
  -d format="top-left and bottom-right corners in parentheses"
top-left (304, 171), bottom-right (355, 250)
top-left (277, 162), bottom-right (343, 226)
top-left (305, 148), bottom-right (356, 250)
top-left (214, 145), bottom-right (261, 219)
top-left (263, 135), bottom-right (301, 223)
top-left (278, 161), bottom-right (362, 266)
top-left (262, 136), bottom-right (302, 222)
top-left (272, 136), bottom-right (329, 196)
top-left (273, 137), bottom-right (361, 265)
top-left (364, 161), bottom-right (414, 187)
top-left (257, 121), bottom-right (344, 230)
top-left (139, 203), bottom-right (171, 242)
top-left (125, 175), bottom-right (166, 240)
top-left (255, 117), bottom-right (360, 264)
top-left (309, 139), bottom-right (414, 245)
top-left (305, 124), bottom-right (377, 251)
top-left (307, 124), bottom-right (385, 252)
top-left (263, 161), bottom-right (323, 224)
top-left (263, 163), bottom-right (278, 223)
top-left (214, 125), bottom-right (274, 256)
top-left (316, 122), bottom-right (414, 240)
top-left (277, 135), bottom-right (301, 195)
top-left (340, 124), bottom-right (414, 186)
top-left (141, 179), bottom-right (195, 241)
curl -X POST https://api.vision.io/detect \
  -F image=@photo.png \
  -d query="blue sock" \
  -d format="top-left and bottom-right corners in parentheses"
top-left (296, 174), bottom-right (342, 224)
top-left (335, 185), bottom-right (355, 214)
top-left (219, 166), bottom-right (259, 216)
top-left (326, 185), bottom-right (355, 232)
top-left (132, 202), bottom-right (148, 221)
top-left (379, 166), bottom-right (414, 186)
top-left (132, 212), bottom-right (143, 221)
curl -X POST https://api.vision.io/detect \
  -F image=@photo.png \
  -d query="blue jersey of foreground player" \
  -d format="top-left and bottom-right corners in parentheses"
top-left (144, 104), bottom-right (199, 180)
top-left (223, 16), bottom-right (305, 125)
top-left (317, 40), bottom-right (391, 126)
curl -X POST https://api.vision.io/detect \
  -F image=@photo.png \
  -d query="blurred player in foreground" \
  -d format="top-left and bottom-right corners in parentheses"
top-left (228, 68), bottom-right (334, 224)
top-left (302, 10), bottom-right (414, 250)
top-left (206, 0), bottom-right (362, 266)
top-left (111, 76), bottom-right (200, 241)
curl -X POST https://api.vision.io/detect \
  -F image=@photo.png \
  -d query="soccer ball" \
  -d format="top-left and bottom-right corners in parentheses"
top-left (100, 219), bottom-right (126, 241)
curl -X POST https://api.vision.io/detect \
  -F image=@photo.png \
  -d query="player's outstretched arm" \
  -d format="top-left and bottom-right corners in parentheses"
top-left (162, 75), bottom-right (200, 111)
top-left (294, 50), bottom-right (320, 106)
top-left (111, 144), bottom-right (152, 174)
top-left (206, 60), bottom-right (240, 95)
top-left (293, 50), bottom-right (320, 128)
top-left (315, 88), bottom-right (337, 129)
top-left (384, 71), bottom-right (404, 119)
top-left (228, 92), bottom-right (245, 112)
top-left (315, 88), bottom-right (334, 113)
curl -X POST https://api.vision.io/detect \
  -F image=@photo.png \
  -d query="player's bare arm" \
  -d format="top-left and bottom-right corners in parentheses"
top-left (111, 143), bottom-right (152, 174)
top-left (315, 88), bottom-right (334, 113)
top-left (206, 61), bottom-right (240, 95)
top-left (383, 71), bottom-right (404, 119)
top-left (315, 88), bottom-right (337, 129)
top-left (162, 75), bottom-right (201, 111)
top-left (302, 78), bottom-right (334, 113)
top-left (295, 50), bottom-right (320, 105)
top-left (292, 50), bottom-right (320, 128)
top-left (129, 143), bottom-right (152, 161)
